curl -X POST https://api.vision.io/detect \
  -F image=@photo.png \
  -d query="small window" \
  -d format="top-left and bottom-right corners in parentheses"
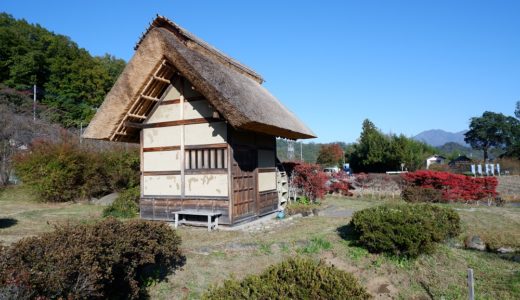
top-left (185, 148), bottom-right (228, 169)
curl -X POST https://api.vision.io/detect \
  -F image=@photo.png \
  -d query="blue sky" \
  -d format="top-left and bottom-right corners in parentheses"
top-left (2, 1), bottom-right (519, 143)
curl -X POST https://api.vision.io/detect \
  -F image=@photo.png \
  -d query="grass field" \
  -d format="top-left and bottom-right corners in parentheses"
top-left (1, 186), bottom-right (519, 299)
top-left (0, 186), bottom-right (103, 245)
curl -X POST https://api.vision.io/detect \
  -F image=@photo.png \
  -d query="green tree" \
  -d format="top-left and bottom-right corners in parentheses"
top-left (389, 134), bottom-right (436, 171)
top-left (464, 111), bottom-right (520, 161)
top-left (349, 119), bottom-right (435, 172)
top-left (349, 119), bottom-right (391, 172)
top-left (516, 101), bottom-right (520, 119)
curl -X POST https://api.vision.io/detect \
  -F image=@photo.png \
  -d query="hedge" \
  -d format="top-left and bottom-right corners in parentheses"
top-left (13, 139), bottom-right (139, 202)
top-left (401, 170), bottom-right (498, 202)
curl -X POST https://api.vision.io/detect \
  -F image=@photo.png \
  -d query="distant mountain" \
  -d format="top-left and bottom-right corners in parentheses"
top-left (413, 129), bottom-right (468, 147)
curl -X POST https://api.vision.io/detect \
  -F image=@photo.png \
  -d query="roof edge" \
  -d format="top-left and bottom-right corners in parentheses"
top-left (135, 15), bottom-right (264, 84)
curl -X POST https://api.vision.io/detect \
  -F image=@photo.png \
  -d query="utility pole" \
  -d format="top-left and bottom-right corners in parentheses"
top-left (33, 84), bottom-right (36, 121)
top-left (300, 142), bottom-right (303, 162)
top-left (79, 122), bottom-right (83, 145)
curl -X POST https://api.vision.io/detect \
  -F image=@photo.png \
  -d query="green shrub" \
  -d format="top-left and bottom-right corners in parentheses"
top-left (202, 257), bottom-right (370, 300)
top-left (350, 203), bottom-right (461, 258)
top-left (401, 186), bottom-right (443, 203)
top-left (0, 218), bottom-right (183, 299)
top-left (102, 148), bottom-right (140, 191)
top-left (103, 186), bottom-right (140, 218)
top-left (14, 139), bottom-right (139, 202)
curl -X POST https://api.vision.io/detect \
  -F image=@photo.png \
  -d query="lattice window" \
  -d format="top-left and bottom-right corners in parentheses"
top-left (185, 148), bottom-right (228, 169)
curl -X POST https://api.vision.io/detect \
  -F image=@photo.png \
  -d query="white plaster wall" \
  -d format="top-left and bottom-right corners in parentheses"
top-left (258, 149), bottom-right (275, 168)
top-left (185, 174), bottom-right (228, 196)
top-left (146, 104), bottom-right (181, 123)
top-left (184, 99), bottom-right (214, 119)
top-left (184, 122), bottom-right (227, 145)
top-left (143, 175), bottom-right (181, 196)
top-left (143, 150), bottom-right (181, 171)
top-left (143, 127), bottom-right (181, 147)
top-left (258, 172), bottom-right (277, 191)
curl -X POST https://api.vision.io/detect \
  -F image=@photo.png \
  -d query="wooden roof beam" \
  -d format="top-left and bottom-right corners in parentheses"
top-left (153, 76), bottom-right (170, 84)
top-left (140, 95), bottom-right (161, 102)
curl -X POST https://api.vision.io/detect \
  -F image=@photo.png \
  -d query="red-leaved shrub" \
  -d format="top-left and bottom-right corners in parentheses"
top-left (402, 170), bottom-right (498, 202)
top-left (328, 172), bottom-right (353, 196)
top-left (292, 163), bottom-right (328, 201)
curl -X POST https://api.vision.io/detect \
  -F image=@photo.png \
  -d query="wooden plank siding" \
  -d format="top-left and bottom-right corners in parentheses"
top-left (140, 198), bottom-right (231, 224)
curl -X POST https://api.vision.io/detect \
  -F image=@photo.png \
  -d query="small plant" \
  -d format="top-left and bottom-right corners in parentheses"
top-left (258, 243), bottom-right (273, 255)
top-left (348, 246), bottom-right (369, 261)
top-left (103, 186), bottom-right (140, 218)
top-left (349, 203), bottom-right (461, 258)
top-left (297, 236), bottom-right (332, 254)
top-left (285, 201), bottom-right (320, 216)
top-left (202, 258), bottom-right (370, 299)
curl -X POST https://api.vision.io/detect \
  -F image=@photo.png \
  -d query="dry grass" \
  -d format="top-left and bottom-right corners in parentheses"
top-left (0, 185), bottom-right (103, 245)
top-left (1, 186), bottom-right (519, 299)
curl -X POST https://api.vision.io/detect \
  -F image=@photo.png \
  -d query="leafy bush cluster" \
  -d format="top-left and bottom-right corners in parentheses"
top-left (402, 170), bottom-right (498, 202)
top-left (14, 139), bottom-right (139, 202)
top-left (350, 203), bottom-right (461, 257)
top-left (202, 258), bottom-right (370, 300)
top-left (0, 218), bottom-right (183, 299)
top-left (103, 186), bottom-right (140, 218)
top-left (285, 197), bottom-right (320, 216)
top-left (291, 163), bottom-right (328, 201)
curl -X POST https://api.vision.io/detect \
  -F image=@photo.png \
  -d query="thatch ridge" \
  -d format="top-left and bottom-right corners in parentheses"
top-left (84, 16), bottom-right (316, 141)
top-left (136, 15), bottom-right (264, 84)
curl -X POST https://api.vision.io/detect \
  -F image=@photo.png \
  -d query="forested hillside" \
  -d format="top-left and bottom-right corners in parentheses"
top-left (0, 13), bottom-right (125, 127)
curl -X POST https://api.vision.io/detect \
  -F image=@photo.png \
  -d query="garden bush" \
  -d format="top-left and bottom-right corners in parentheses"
top-left (401, 186), bottom-right (443, 203)
top-left (350, 203), bottom-right (461, 258)
top-left (0, 218), bottom-right (183, 299)
top-left (103, 186), bottom-right (140, 218)
top-left (14, 139), bottom-right (139, 202)
top-left (202, 257), bottom-right (370, 300)
top-left (402, 170), bottom-right (498, 202)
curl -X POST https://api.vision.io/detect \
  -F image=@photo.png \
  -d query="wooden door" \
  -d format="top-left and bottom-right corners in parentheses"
top-left (231, 146), bottom-right (257, 221)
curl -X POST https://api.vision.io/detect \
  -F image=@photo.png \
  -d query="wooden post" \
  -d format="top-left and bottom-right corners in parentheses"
top-left (467, 268), bottom-right (474, 300)
top-left (33, 84), bottom-right (36, 121)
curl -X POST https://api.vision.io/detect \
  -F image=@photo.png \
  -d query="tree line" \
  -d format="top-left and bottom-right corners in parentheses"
top-left (0, 13), bottom-right (125, 127)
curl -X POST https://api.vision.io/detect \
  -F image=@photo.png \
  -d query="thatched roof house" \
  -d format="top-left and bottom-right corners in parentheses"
top-left (84, 16), bottom-right (315, 227)
top-left (84, 15), bottom-right (314, 142)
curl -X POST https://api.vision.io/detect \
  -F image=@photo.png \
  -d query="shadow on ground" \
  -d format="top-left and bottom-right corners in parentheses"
top-left (337, 224), bottom-right (358, 243)
top-left (0, 218), bottom-right (17, 229)
top-left (139, 254), bottom-right (187, 299)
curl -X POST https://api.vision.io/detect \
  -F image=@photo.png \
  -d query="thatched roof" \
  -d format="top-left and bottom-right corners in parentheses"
top-left (84, 15), bottom-right (316, 142)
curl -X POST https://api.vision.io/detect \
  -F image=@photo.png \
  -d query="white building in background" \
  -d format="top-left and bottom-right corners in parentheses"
top-left (426, 155), bottom-right (446, 169)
